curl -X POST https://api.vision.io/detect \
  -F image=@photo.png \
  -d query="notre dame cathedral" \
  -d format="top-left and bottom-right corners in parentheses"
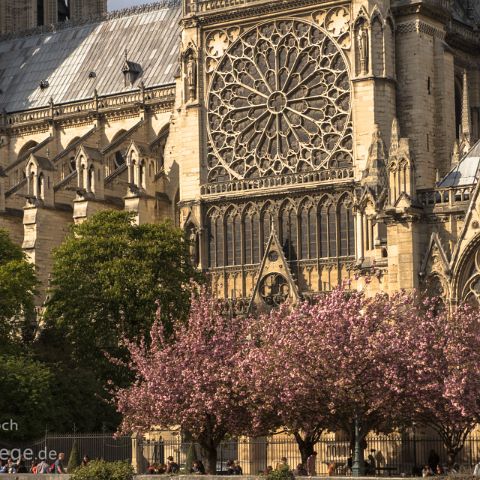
top-left (0, 0), bottom-right (478, 311)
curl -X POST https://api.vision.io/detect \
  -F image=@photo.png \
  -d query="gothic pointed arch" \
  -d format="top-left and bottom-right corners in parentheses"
top-left (249, 227), bottom-right (300, 312)
top-left (453, 234), bottom-right (480, 305)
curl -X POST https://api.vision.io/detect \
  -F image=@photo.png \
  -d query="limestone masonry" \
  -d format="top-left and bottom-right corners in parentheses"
top-left (0, 0), bottom-right (478, 315)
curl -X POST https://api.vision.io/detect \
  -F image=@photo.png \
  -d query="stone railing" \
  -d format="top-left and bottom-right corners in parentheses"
top-left (185, 0), bottom-right (290, 14)
top-left (417, 186), bottom-right (474, 208)
top-left (201, 168), bottom-right (354, 196)
top-left (5, 85), bottom-right (176, 127)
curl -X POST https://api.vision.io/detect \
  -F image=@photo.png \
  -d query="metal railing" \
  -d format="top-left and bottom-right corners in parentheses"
top-left (4, 432), bottom-right (480, 475)
top-left (136, 434), bottom-right (480, 475)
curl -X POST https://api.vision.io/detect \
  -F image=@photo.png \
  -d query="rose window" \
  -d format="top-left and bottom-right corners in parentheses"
top-left (207, 19), bottom-right (352, 182)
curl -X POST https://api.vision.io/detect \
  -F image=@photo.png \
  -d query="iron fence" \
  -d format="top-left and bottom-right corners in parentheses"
top-left (137, 435), bottom-right (480, 475)
top-left (2, 432), bottom-right (480, 476)
top-left (0, 433), bottom-right (131, 466)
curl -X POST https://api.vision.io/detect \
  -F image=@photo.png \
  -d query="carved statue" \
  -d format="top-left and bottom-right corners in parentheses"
top-left (188, 227), bottom-right (199, 266)
top-left (357, 25), bottom-right (369, 75)
top-left (186, 52), bottom-right (197, 101)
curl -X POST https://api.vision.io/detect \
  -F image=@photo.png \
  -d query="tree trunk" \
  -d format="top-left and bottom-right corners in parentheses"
top-left (294, 431), bottom-right (318, 465)
top-left (199, 440), bottom-right (218, 475)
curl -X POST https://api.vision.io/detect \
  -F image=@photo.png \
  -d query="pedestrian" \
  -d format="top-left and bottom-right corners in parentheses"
top-left (233, 460), bottom-right (242, 475)
top-left (81, 455), bottom-right (90, 467)
top-left (36, 458), bottom-right (50, 474)
top-left (474, 460), bottom-right (480, 477)
top-left (306, 452), bottom-right (317, 476)
top-left (53, 452), bottom-right (66, 473)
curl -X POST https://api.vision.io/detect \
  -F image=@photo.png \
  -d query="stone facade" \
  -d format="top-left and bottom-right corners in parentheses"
top-left (0, 0), bottom-right (478, 313)
top-left (0, 0), bottom-right (107, 34)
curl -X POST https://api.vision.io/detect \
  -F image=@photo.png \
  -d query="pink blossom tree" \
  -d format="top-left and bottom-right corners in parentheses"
top-left (114, 290), bottom-right (253, 474)
top-left (244, 287), bottom-right (417, 471)
top-left (393, 298), bottom-right (480, 466)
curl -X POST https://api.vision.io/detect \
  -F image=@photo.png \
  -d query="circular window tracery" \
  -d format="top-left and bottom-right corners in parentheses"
top-left (259, 272), bottom-right (290, 306)
top-left (207, 19), bottom-right (352, 183)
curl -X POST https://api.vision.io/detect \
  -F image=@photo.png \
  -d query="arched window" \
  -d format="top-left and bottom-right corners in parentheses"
top-left (328, 203), bottom-right (337, 257)
top-left (262, 208), bottom-right (273, 253)
top-left (139, 160), bottom-right (145, 188)
top-left (339, 200), bottom-right (354, 256)
top-left (87, 166), bottom-right (95, 193)
top-left (208, 211), bottom-right (224, 268)
top-left (225, 210), bottom-right (241, 266)
top-left (234, 214), bottom-right (241, 265)
top-left (114, 150), bottom-right (126, 168)
top-left (280, 204), bottom-right (298, 261)
top-left (300, 202), bottom-right (317, 260)
top-left (37, 173), bottom-right (44, 199)
top-left (18, 140), bottom-right (38, 159)
top-left (244, 209), bottom-right (260, 265)
top-left (319, 201), bottom-right (329, 258)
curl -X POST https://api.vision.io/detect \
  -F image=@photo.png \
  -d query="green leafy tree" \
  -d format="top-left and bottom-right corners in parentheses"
top-left (0, 355), bottom-right (54, 441)
top-left (68, 440), bottom-right (82, 472)
top-left (42, 211), bottom-right (199, 429)
top-left (0, 229), bottom-right (37, 347)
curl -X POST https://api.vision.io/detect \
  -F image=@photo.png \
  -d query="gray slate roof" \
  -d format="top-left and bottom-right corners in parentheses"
top-left (438, 141), bottom-right (480, 188)
top-left (0, 4), bottom-right (181, 113)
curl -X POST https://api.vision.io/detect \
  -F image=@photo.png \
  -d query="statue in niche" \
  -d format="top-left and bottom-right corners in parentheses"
top-left (357, 24), bottom-right (369, 75)
top-left (188, 227), bottom-right (199, 266)
top-left (186, 52), bottom-right (197, 101)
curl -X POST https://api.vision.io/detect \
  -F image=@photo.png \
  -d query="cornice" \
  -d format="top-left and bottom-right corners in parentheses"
top-left (185, 0), bottom-right (348, 27)
top-left (392, 0), bottom-right (452, 23)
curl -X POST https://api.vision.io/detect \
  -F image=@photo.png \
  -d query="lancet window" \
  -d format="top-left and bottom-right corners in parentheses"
top-left (206, 194), bottom-right (355, 268)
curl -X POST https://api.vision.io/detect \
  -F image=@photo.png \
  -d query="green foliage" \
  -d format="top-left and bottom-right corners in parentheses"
top-left (41, 211), bottom-right (199, 430)
top-left (0, 229), bottom-right (37, 346)
top-left (67, 440), bottom-right (82, 472)
top-left (0, 354), bottom-right (54, 441)
top-left (266, 469), bottom-right (295, 480)
top-left (71, 460), bottom-right (133, 480)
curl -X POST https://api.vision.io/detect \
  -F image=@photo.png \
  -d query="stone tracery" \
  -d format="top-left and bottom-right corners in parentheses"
top-left (206, 18), bottom-right (352, 183)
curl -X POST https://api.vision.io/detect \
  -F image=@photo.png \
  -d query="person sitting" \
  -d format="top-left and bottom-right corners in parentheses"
top-left (276, 457), bottom-right (290, 471)
top-left (422, 465), bottom-right (434, 477)
top-left (436, 465), bottom-right (444, 475)
top-left (233, 460), bottom-right (242, 475)
top-left (166, 456), bottom-right (179, 474)
top-left (226, 460), bottom-right (235, 475)
top-left (192, 460), bottom-right (206, 474)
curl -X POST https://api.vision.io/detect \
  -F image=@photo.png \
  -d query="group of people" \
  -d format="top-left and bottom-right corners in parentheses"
top-left (147, 456), bottom-right (181, 475)
top-left (0, 452), bottom-right (90, 474)
top-left (421, 450), bottom-right (459, 477)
